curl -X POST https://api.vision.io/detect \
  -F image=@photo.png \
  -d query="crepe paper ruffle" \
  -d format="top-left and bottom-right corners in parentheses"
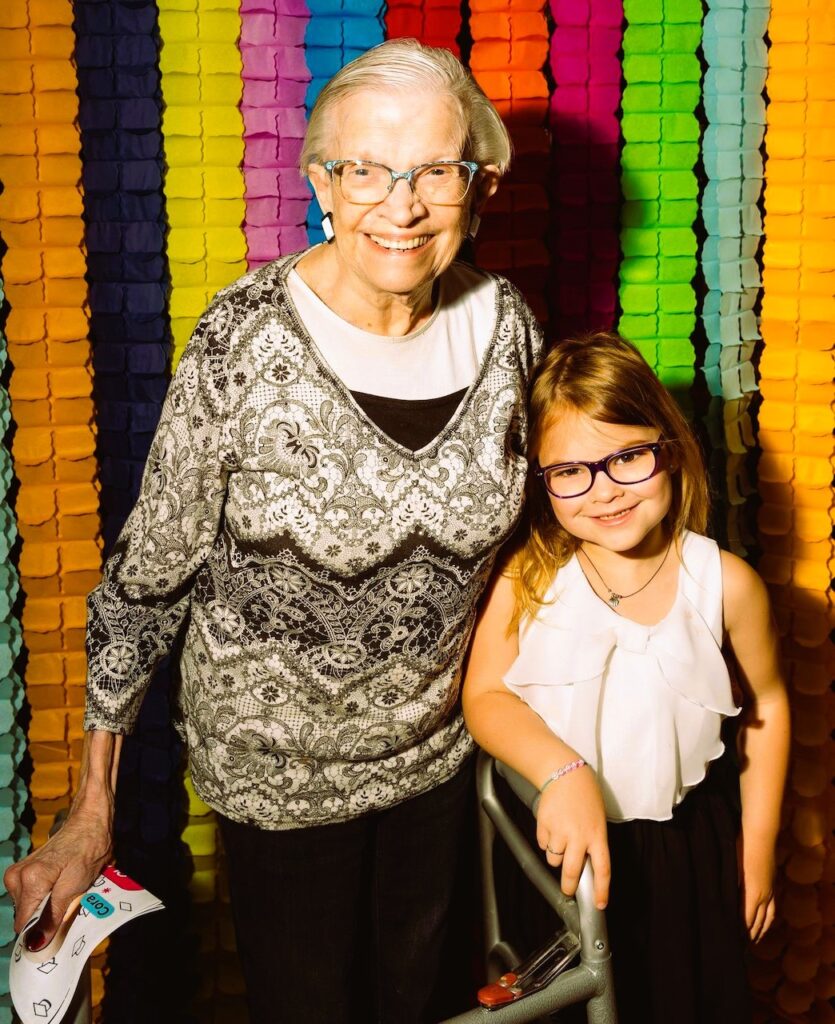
top-left (0, 274), bottom-right (29, 971)
top-left (210, 6), bottom-right (311, 1006)
top-left (0, 0), bottom-right (101, 858)
top-left (385, 0), bottom-right (462, 54)
top-left (102, 709), bottom-right (193, 1023)
top-left (699, 0), bottom-right (768, 558)
top-left (158, 0), bottom-right (249, 365)
top-left (157, 1), bottom-right (249, 1009)
top-left (73, 3), bottom-right (199, 1019)
top-left (0, 0), bottom-right (103, 1004)
top-left (469, 0), bottom-right (551, 322)
top-left (73, 0), bottom-right (171, 556)
top-left (751, 3), bottom-right (835, 1018)
top-left (182, 770), bottom-right (252, 1019)
top-left (240, 0), bottom-right (312, 266)
top-left (617, 0), bottom-right (702, 391)
top-left (304, 0), bottom-right (386, 244)
top-left (548, 0), bottom-right (623, 336)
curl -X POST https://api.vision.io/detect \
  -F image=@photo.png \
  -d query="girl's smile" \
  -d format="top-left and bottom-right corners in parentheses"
top-left (591, 504), bottom-right (638, 526)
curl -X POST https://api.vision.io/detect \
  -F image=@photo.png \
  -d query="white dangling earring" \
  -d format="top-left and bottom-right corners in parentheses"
top-left (321, 211), bottom-right (335, 242)
top-left (467, 212), bottom-right (481, 241)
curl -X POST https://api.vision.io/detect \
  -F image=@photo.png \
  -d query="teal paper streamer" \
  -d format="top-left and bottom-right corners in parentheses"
top-left (700, 0), bottom-right (769, 553)
top-left (0, 277), bottom-right (29, 975)
top-left (0, 779), bottom-right (28, 844)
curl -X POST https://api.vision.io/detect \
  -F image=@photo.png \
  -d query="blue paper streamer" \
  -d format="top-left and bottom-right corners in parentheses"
top-left (304, 0), bottom-right (386, 242)
top-left (73, 2), bottom-right (192, 1018)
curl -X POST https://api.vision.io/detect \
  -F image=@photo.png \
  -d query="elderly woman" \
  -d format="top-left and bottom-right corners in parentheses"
top-left (6, 39), bottom-right (543, 1023)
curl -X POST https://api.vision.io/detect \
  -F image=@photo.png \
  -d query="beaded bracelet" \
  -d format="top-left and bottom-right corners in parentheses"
top-left (539, 758), bottom-right (586, 795)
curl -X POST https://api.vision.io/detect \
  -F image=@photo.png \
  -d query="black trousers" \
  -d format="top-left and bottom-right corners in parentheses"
top-left (219, 760), bottom-right (476, 1024)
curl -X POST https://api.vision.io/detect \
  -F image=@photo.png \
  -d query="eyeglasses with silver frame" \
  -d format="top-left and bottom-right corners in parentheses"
top-left (323, 159), bottom-right (480, 206)
top-left (536, 441), bottom-right (670, 500)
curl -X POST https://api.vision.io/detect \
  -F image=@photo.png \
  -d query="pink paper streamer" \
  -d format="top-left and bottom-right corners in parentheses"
top-left (549, 0), bottom-right (623, 334)
top-left (240, 0), bottom-right (312, 266)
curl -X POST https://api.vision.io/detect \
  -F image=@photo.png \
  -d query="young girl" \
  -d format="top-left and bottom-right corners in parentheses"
top-left (463, 333), bottom-right (790, 1024)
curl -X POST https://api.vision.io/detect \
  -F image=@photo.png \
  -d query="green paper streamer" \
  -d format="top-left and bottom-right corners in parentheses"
top-left (619, 0), bottom-right (703, 394)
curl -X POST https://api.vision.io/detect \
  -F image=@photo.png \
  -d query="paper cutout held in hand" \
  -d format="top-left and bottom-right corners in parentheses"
top-left (10, 866), bottom-right (164, 1024)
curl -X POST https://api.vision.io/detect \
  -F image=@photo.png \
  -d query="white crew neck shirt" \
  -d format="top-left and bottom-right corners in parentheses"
top-left (287, 260), bottom-right (497, 400)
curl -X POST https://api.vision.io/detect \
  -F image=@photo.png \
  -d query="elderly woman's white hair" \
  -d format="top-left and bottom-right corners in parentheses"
top-left (300, 38), bottom-right (512, 176)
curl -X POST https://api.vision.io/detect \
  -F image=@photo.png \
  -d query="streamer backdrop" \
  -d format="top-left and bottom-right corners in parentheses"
top-left (0, 2), bottom-right (831, 1021)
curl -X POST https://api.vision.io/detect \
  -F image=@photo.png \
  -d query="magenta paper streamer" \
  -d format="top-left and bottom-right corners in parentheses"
top-left (240, 0), bottom-right (311, 266)
top-left (548, 0), bottom-right (623, 336)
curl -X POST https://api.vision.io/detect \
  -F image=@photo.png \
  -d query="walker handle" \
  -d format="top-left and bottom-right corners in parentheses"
top-left (494, 760), bottom-right (609, 965)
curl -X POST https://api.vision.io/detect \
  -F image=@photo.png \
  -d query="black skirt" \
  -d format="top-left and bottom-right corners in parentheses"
top-left (605, 748), bottom-right (752, 1024)
top-left (493, 746), bottom-right (752, 1024)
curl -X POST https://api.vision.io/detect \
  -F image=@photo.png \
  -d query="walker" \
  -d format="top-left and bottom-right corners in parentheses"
top-left (33, 752), bottom-right (617, 1024)
top-left (439, 751), bottom-right (617, 1024)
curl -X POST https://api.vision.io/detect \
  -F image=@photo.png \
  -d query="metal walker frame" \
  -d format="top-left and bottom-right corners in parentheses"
top-left (438, 752), bottom-right (618, 1024)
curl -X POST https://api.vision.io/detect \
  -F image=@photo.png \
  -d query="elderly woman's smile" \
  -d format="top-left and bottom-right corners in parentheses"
top-left (368, 233), bottom-right (433, 252)
top-left (304, 89), bottom-right (494, 335)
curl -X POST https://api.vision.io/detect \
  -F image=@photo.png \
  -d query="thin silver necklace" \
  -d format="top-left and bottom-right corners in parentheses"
top-left (578, 539), bottom-right (673, 608)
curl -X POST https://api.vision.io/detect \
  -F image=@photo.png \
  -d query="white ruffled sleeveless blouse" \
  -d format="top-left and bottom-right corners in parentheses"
top-left (504, 531), bottom-right (741, 822)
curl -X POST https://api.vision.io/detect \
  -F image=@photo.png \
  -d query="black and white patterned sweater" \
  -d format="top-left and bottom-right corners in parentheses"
top-left (83, 251), bottom-right (544, 828)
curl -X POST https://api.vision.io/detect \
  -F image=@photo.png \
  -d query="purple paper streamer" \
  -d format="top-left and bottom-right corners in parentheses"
top-left (240, 0), bottom-right (312, 265)
top-left (548, 0), bottom-right (623, 335)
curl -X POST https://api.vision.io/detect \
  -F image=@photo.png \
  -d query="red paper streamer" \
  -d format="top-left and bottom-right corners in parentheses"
top-left (469, 0), bottom-right (551, 322)
top-left (385, 0), bottom-right (461, 53)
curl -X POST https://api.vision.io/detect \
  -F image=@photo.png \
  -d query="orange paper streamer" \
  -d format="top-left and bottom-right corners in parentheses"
top-left (751, 2), bottom-right (835, 1019)
top-left (0, 0), bottom-right (102, 850)
top-left (0, 0), bottom-right (103, 1011)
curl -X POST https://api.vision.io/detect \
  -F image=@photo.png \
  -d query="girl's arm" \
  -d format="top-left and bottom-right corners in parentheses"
top-left (722, 551), bottom-right (791, 942)
top-left (462, 571), bottom-right (611, 908)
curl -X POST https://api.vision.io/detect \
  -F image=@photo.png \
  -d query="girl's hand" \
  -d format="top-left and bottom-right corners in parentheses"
top-left (535, 766), bottom-right (611, 909)
top-left (739, 835), bottom-right (777, 942)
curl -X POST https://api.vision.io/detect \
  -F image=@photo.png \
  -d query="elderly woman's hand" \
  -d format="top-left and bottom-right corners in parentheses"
top-left (4, 804), bottom-right (114, 948)
top-left (4, 730), bottom-right (122, 948)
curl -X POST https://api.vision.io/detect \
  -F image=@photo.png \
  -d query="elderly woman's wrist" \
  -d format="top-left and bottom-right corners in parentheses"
top-left (76, 729), bottom-right (123, 797)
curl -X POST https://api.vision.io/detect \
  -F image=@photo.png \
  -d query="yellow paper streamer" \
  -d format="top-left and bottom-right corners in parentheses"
top-left (157, 7), bottom-right (249, 1013)
top-left (158, 0), bottom-right (249, 366)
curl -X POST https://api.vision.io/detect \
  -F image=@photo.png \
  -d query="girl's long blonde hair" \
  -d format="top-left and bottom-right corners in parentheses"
top-left (511, 332), bottom-right (710, 621)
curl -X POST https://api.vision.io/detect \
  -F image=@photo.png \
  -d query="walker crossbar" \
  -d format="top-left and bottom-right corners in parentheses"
top-left (437, 752), bottom-right (618, 1024)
